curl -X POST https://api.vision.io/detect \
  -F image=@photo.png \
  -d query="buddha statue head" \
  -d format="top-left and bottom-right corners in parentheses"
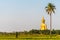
top-left (41, 16), bottom-right (45, 23)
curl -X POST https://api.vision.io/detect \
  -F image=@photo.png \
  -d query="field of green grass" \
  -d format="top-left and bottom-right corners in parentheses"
top-left (0, 34), bottom-right (60, 40)
top-left (0, 38), bottom-right (60, 40)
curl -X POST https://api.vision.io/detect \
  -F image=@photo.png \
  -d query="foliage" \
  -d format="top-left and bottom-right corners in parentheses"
top-left (0, 29), bottom-right (60, 36)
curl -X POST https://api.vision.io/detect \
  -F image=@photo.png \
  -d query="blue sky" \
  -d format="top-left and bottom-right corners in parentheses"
top-left (0, 0), bottom-right (59, 32)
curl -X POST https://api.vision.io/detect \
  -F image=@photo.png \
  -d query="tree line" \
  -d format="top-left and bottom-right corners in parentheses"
top-left (23, 29), bottom-right (60, 35)
top-left (0, 29), bottom-right (60, 38)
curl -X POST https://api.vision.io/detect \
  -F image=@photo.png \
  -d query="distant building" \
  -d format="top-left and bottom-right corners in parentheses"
top-left (40, 17), bottom-right (47, 30)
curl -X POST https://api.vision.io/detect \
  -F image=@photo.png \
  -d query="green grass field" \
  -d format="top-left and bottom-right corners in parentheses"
top-left (0, 37), bottom-right (58, 40)
top-left (0, 34), bottom-right (60, 40)
top-left (0, 38), bottom-right (60, 40)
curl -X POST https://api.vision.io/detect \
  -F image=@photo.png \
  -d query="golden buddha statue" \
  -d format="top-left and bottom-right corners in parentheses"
top-left (40, 17), bottom-right (47, 30)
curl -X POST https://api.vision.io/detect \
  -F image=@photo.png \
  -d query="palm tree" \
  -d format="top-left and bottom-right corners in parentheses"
top-left (45, 3), bottom-right (56, 35)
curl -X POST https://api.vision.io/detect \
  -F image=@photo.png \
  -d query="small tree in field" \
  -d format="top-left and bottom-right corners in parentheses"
top-left (16, 32), bottom-right (18, 38)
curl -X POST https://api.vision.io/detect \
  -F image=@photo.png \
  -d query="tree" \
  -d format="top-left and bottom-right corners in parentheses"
top-left (16, 32), bottom-right (18, 38)
top-left (29, 29), bottom-right (40, 34)
top-left (45, 3), bottom-right (56, 35)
